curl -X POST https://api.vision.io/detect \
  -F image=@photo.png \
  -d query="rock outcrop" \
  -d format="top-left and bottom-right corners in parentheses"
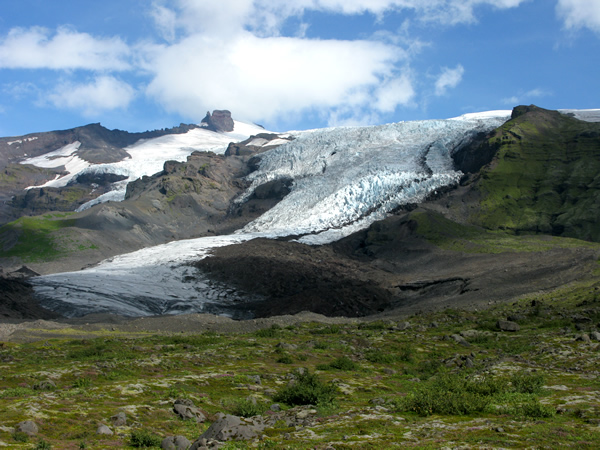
top-left (201, 110), bottom-right (234, 132)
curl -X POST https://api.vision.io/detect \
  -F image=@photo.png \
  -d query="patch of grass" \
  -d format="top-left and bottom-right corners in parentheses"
top-left (0, 215), bottom-right (76, 261)
top-left (0, 387), bottom-right (35, 398)
top-left (227, 398), bottom-right (270, 418)
top-left (364, 350), bottom-right (396, 364)
top-left (309, 324), bottom-right (341, 335)
top-left (412, 210), bottom-right (599, 254)
top-left (33, 439), bottom-right (52, 449)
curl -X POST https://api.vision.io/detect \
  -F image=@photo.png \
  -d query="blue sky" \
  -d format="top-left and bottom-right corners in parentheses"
top-left (1, 0), bottom-right (599, 136)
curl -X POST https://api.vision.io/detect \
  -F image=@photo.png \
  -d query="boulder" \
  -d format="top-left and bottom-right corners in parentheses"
top-left (111, 412), bottom-right (127, 426)
top-left (496, 320), bottom-right (520, 332)
top-left (96, 424), bottom-right (113, 435)
top-left (590, 331), bottom-right (600, 341)
top-left (192, 414), bottom-right (264, 443)
top-left (173, 400), bottom-right (206, 423)
top-left (161, 435), bottom-right (191, 450)
top-left (575, 334), bottom-right (591, 343)
top-left (16, 420), bottom-right (38, 436)
top-left (450, 334), bottom-right (471, 347)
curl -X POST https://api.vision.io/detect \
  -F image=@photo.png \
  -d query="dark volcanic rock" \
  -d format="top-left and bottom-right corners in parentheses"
top-left (0, 275), bottom-right (60, 320)
top-left (202, 110), bottom-right (234, 132)
top-left (194, 238), bottom-right (393, 318)
top-left (496, 320), bottom-right (520, 332)
top-left (225, 133), bottom-right (291, 156)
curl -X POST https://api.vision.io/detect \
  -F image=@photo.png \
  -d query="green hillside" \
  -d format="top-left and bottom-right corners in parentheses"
top-left (470, 105), bottom-right (600, 241)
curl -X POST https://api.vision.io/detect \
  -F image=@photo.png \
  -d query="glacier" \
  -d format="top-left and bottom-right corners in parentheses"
top-left (30, 111), bottom-right (512, 318)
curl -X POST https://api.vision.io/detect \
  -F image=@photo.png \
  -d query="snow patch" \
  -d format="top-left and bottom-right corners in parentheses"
top-left (20, 142), bottom-right (92, 189)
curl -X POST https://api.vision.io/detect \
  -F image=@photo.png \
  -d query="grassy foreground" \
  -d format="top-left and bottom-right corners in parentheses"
top-left (1, 284), bottom-right (600, 449)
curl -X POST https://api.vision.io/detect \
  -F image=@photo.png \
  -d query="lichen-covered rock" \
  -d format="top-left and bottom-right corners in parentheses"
top-left (173, 400), bottom-right (206, 423)
top-left (161, 435), bottom-right (191, 450)
top-left (496, 320), bottom-right (520, 332)
top-left (111, 412), bottom-right (127, 426)
top-left (96, 424), bottom-right (113, 435)
top-left (16, 420), bottom-right (38, 436)
top-left (193, 414), bottom-right (264, 442)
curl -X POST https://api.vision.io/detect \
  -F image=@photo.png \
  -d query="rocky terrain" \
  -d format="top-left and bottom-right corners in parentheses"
top-left (1, 106), bottom-right (600, 320)
top-left (0, 287), bottom-right (599, 448)
top-left (1, 105), bottom-right (600, 448)
top-left (0, 122), bottom-right (204, 223)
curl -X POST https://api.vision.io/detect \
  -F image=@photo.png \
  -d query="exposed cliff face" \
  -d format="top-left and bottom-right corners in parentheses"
top-left (201, 110), bottom-right (235, 132)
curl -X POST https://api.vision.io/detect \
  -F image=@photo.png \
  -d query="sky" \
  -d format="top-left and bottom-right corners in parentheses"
top-left (0, 0), bottom-right (599, 136)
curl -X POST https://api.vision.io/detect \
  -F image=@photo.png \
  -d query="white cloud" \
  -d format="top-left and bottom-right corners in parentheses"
top-left (374, 73), bottom-right (415, 112)
top-left (145, 31), bottom-right (409, 123)
top-left (435, 64), bottom-right (464, 96)
top-left (0, 0), bottom-right (533, 128)
top-left (556, 0), bottom-right (600, 33)
top-left (48, 76), bottom-right (135, 116)
top-left (501, 88), bottom-right (550, 105)
top-left (150, 2), bottom-right (178, 42)
top-left (0, 26), bottom-right (130, 71)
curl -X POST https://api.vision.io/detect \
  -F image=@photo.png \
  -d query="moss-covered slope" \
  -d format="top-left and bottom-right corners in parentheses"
top-left (470, 105), bottom-right (600, 241)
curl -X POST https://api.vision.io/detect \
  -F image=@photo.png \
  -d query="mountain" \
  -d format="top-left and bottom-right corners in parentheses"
top-left (1, 106), bottom-right (600, 320)
top-left (0, 112), bottom-right (271, 224)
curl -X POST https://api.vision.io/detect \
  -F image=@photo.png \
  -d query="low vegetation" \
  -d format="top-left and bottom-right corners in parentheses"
top-left (1, 280), bottom-right (600, 448)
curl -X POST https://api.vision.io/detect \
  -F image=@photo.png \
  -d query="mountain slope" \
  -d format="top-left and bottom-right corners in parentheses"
top-left (462, 105), bottom-right (600, 241)
top-left (3, 106), bottom-right (600, 321)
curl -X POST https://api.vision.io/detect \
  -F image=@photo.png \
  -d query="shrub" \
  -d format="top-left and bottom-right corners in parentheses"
top-left (398, 373), bottom-right (492, 416)
top-left (255, 327), bottom-right (278, 338)
top-left (72, 377), bottom-right (92, 388)
top-left (276, 355), bottom-right (294, 364)
top-left (313, 341), bottom-right (329, 350)
top-left (12, 432), bottom-right (29, 443)
top-left (328, 356), bottom-right (358, 371)
top-left (515, 399), bottom-right (555, 418)
top-left (273, 369), bottom-right (338, 406)
top-left (130, 429), bottom-right (162, 448)
top-left (510, 371), bottom-right (545, 394)
top-left (398, 344), bottom-right (414, 362)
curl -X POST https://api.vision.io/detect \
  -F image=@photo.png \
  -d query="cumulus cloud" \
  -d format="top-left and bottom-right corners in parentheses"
top-left (0, 0), bottom-right (532, 125)
top-left (48, 76), bottom-right (135, 116)
top-left (145, 31), bottom-right (409, 123)
top-left (0, 27), bottom-right (131, 71)
top-left (435, 65), bottom-right (465, 96)
top-left (556, 0), bottom-right (600, 33)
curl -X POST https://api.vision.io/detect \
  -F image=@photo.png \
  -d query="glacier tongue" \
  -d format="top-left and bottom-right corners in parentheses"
top-left (31, 112), bottom-right (511, 318)
top-left (240, 115), bottom-right (509, 241)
